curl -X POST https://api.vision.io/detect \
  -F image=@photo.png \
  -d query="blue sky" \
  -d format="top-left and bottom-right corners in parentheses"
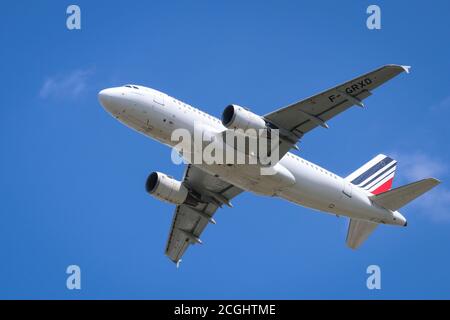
top-left (1, 1), bottom-right (450, 299)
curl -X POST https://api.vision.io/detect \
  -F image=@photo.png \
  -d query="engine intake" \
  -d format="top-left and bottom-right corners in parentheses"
top-left (221, 104), bottom-right (266, 131)
top-left (145, 171), bottom-right (198, 206)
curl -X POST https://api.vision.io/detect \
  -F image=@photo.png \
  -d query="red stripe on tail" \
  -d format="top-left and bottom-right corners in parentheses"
top-left (371, 178), bottom-right (394, 195)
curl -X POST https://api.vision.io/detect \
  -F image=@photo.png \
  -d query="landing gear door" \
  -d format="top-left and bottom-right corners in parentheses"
top-left (343, 181), bottom-right (353, 198)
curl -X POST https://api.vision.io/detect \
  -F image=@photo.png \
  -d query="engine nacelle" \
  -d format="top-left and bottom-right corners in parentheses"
top-left (221, 104), bottom-right (266, 131)
top-left (145, 171), bottom-right (198, 206)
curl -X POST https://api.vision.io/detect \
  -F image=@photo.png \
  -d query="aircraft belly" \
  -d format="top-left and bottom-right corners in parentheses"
top-left (196, 163), bottom-right (295, 196)
top-left (277, 158), bottom-right (345, 213)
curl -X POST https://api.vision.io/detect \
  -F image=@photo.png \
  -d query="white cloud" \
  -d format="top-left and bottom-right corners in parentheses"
top-left (390, 151), bottom-right (449, 222)
top-left (39, 69), bottom-right (93, 99)
top-left (392, 152), bottom-right (447, 182)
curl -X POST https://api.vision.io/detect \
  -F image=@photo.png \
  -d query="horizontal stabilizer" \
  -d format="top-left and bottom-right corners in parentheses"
top-left (370, 178), bottom-right (440, 211)
top-left (346, 219), bottom-right (379, 249)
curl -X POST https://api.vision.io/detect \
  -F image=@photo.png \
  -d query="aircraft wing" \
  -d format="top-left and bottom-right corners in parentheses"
top-left (264, 65), bottom-right (410, 142)
top-left (165, 164), bottom-right (243, 264)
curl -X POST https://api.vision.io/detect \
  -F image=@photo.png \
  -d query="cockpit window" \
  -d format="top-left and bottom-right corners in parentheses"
top-left (123, 84), bottom-right (139, 89)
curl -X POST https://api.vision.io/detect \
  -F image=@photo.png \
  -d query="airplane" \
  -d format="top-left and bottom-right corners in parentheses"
top-left (98, 65), bottom-right (440, 265)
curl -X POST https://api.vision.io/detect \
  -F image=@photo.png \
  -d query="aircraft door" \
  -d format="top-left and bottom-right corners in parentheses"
top-left (343, 181), bottom-right (353, 198)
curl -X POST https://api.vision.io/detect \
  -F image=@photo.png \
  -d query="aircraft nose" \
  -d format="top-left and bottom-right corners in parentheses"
top-left (98, 88), bottom-right (113, 107)
top-left (98, 88), bottom-right (120, 114)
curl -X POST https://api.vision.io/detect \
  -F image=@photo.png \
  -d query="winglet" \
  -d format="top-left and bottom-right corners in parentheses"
top-left (387, 64), bottom-right (411, 74)
top-left (401, 65), bottom-right (411, 74)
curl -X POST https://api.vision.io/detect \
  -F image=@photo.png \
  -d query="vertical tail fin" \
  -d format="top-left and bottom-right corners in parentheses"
top-left (346, 154), bottom-right (397, 195)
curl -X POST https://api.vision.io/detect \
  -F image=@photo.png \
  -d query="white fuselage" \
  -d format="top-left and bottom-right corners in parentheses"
top-left (98, 85), bottom-right (406, 226)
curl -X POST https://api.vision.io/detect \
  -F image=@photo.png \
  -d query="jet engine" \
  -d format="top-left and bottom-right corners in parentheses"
top-left (221, 104), bottom-right (267, 131)
top-left (145, 171), bottom-right (198, 206)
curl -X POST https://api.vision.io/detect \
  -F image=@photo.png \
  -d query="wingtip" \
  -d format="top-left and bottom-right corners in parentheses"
top-left (428, 177), bottom-right (441, 185)
top-left (401, 65), bottom-right (412, 74)
top-left (385, 64), bottom-right (411, 74)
